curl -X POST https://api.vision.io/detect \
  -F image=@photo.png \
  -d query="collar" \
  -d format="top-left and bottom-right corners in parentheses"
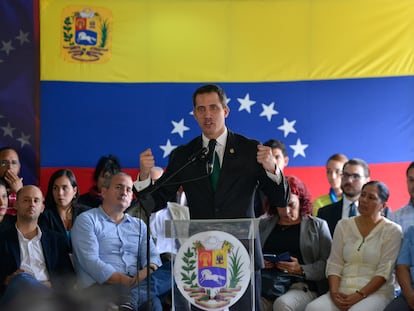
top-left (98, 206), bottom-right (131, 224)
top-left (16, 224), bottom-right (42, 241)
top-left (343, 196), bottom-right (358, 208)
top-left (202, 127), bottom-right (228, 148)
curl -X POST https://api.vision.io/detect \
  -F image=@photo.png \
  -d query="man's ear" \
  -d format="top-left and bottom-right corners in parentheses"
top-left (224, 106), bottom-right (230, 118)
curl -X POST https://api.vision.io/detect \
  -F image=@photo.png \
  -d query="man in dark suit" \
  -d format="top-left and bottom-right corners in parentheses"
top-left (317, 158), bottom-right (370, 237)
top-left (0, 185), bottom-right (74, 308)
top-left (134, 84), bottom-right (289, 310)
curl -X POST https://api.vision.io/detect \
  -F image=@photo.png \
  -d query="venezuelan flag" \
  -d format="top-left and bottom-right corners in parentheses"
top-left (40, 0), bottom-right (414, 209)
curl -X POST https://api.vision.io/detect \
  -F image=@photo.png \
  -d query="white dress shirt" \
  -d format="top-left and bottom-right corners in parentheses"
top-left (17, 225), bottom-right (50, 282)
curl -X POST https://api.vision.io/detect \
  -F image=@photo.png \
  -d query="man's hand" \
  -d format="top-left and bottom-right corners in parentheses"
top-left (4, 170), bottom-right (23, 193)
top-left (257, 145), bottom-right (277, 174)
top-left (139, 149), bottom-right (155, 181)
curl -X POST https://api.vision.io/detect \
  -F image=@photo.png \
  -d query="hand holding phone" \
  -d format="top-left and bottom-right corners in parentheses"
top-left (263, 251), bottom-right (291, 263)
top-left (277, 251), bottom-right (291, 262)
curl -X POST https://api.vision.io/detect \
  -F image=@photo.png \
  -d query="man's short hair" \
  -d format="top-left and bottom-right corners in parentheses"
top-left (192, 84), bottom-right (228, 108)
top-left (263, 139), bottom-right (287, 157)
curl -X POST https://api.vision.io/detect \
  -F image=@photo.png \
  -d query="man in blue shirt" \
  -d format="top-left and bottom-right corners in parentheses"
top-left (388, 162), bottom-right (414, 233)
top-left (384, 225), bottom-right (414, 311)
top-left (72, 172), bottom-right (170, 311)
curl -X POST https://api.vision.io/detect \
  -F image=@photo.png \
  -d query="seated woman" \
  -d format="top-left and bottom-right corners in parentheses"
top-left (0, 179), bottom-right (16, 232)
top-left (383, 224), bottom-right (414, 311)
top-left (305, 181), bottom-right (402, 311)
top-left (259, 175), bottom-right (332, 311)
top-left (39, 169), bottom-right (90, 250)
top-left (78, 154), bottom-right (121, 208)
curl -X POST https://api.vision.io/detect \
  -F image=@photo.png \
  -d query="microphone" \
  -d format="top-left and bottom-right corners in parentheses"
top-left (188, 147), bottom-right (208, 163)
top-left (207, 139), bottom-right (217, 174)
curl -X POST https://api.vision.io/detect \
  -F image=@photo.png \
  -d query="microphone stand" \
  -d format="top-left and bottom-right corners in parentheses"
top-left (133, 147), bottom-right (208, 311)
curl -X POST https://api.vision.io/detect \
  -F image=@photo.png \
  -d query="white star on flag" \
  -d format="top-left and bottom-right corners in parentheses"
top-left (171, 118), bottom-right (190, 138)
top-left (0, 59), bottom-right (3, 63)
top-left (259, 102), bottom-right (279, 122)
top-left (278, 117), bottom-right (297, 137)
top-left (159, 89), bottom-right (311, 164)
top-left (17, 132), bottom-right (31, 148)
top-left (1, 123), bottom-right (16, 137)
top-left (237, 93), bottom-right (256, 113)
top-left (0, 40), bottom-right (15, 56)
top-left (290, 138), bottom-right (309, 158)
top-left (15, 30), bottom-right (30, 45)
top-left (160, 139), bottom-right (177, 158)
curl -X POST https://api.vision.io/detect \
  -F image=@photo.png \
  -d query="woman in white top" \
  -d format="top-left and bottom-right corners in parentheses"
top-left (305, 181), bottom-right (402, 311)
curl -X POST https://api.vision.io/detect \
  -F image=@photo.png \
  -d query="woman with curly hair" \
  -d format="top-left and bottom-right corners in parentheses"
top-left (260, 175), bottom-right (332, 311)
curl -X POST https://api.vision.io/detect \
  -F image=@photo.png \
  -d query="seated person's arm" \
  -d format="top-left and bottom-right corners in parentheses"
top-left (106, 271), bottom-right (138, 287)
top-left (301, 220), bottom-right (332, 280)
top-left (396, 264), bottom-right (414, 304)
top-left (71, 214), bottom-right (120, 286)
top-left (354, 275), bottom-right (386, 299)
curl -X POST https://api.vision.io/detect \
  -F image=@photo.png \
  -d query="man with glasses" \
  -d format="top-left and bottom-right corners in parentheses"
top-left (317, 158), bottom-right (370, 237)
top-left (0, 147), bottom-right (23, 216)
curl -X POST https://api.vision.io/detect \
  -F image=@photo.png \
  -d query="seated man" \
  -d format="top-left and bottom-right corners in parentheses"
top-left (0, 185), bottom-right (74, 308)
top-left (0, 147), bottom-right (24, 216)
top-left (71, 172), bottom-right (171, 311)
top-left (384, 224), bottom-right (414, 311)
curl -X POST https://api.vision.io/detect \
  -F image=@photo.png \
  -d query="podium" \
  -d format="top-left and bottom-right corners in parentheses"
top-left (166, 218), bottom-right (259, 311)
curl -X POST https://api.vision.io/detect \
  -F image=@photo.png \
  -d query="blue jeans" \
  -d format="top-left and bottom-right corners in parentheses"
top-left (0, 273), bottom-right (50, 307)
top-left (130, 262), bottom-right (172, 311)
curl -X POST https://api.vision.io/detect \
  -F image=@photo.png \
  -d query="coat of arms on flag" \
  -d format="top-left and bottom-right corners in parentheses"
top-left (61, 6), bottom-right (112, 63)
top-left (174, 231), bottom-right (251, 310)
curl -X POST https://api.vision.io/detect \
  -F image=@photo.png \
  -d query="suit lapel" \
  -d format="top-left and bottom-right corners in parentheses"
top-left (336, 200), bottom-right (344, 221)
top-left (214, 131), bottom-right (238, 194)
top-left (40, 231), bottom-right (52, 271)
top-left (222, 131), bottom-right (238, 167)
top-left (8, 227), bottom-right (21, 268)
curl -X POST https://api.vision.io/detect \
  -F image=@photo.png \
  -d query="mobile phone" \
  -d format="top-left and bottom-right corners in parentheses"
top-left (263, 251), bottom-right (291, 263)
top-left (277, 251), bottom-right (291, 262)
top-left (263, 253), bottom-right (279, 263)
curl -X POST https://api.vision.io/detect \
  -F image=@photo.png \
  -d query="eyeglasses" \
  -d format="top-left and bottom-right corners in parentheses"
top-left (342, 172), bottom-right (363, 181)
top-left (0, 160), bottom-right (20, 167)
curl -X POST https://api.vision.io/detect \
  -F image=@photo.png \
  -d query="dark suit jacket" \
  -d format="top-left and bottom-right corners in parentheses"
top-left (140, 130), bottom-right (289, 311)
top-left (0, 226), bottom-right (75, 295)
top-left (0, 215), bottom-right (16, 233)
top-left (317, 200), bottom-right (343, 237)
top-left (317, 200), bottom-right (392, 238)
top-left (145, 130), bottom-right (289, 219)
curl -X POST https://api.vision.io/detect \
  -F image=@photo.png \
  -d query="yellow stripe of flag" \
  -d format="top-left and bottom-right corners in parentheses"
top-left (41, 0), bottom-right (414, 83)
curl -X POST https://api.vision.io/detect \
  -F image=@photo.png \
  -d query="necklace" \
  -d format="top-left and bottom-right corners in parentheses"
top-left (60, 206), bottom-right (73, 230)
